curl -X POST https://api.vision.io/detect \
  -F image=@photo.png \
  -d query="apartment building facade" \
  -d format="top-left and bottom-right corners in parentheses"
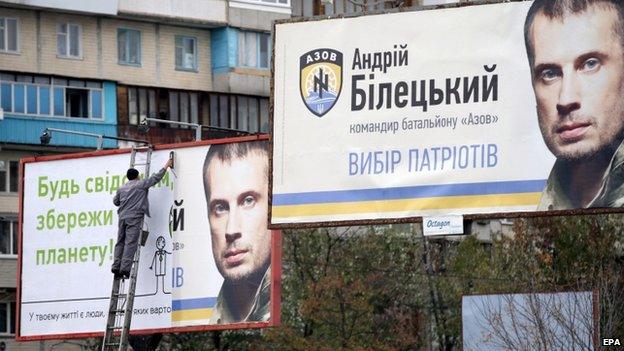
top-left (0, 0), bottom-right (288, 349)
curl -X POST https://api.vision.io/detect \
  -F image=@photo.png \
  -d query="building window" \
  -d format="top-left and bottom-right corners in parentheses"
top-left (0, 219), bottom-right (17, 256)
top-left (127, 87), bottom-right (157, 125)
top-left (0, 18), bottom-right (18, 53)
top-left (169, 91), bottom-right (199, 127)
top-left (175, 36), bottom-right (197, 71)
top-left (65, 88), bottom-right (89, 118)
top-left (57, 23), bottom-right (81, 59)
top-left (0, 73), bottom-right (103, 119)
top-left (0, 301), bottom-right (16, 335)
top-left (0, 160), bottom-right (18, 194)
top-left (208, 93), bottom-right (269, 133)
top-left (118, 29), bottom-right (141, 65)
top-left (120, 86), bottom-right (268, 133)
top-left (238, 31), bottom-right (270, 69)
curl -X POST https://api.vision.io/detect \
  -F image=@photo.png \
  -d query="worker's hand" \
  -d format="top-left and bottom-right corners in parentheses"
top-left (164, 158), bottom-right (173, 169)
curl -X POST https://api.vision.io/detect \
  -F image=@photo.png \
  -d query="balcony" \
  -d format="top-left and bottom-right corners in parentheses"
top-left (118, 125), bottom-right (246, 146)
top-left (0, 73), bottom-right (117, 148)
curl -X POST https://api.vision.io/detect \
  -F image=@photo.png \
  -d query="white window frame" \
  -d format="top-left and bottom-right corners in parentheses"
top-left (0, 218), bottom-right (17, 257)
top-left (117, 28), bottom-right (141, 66)
top-left (57, 22), bottom-right (82, 59)
top-left (0, 18), bottom-right (19, 54)
top-left (0, 75), bottom-right (104, 120)
top-left (238, 31), bottom-right (271, 69)
top-left (0, 159), bottom-right (19, 195)
top-left (175, 35), bottom-right (198, 72)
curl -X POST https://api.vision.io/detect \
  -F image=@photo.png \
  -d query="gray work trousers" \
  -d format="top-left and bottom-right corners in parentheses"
top-left (112, 216), bottom-right (143, 273)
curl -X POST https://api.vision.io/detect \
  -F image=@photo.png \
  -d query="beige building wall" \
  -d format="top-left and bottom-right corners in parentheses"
top-left (100, 19), bottom-right (158, 87)
top-left (0, 260), bottom-right (16, 288)
top-left (0, 195), bottom-right (18, 214)
top-left (0, 7), bottom-right (213, 91)
top-left (158, 24), bottom-right (212, 91)
top-left (38, 12), bottom-right (99, 79)
top-left (0, 8), bottom-right (37, 74)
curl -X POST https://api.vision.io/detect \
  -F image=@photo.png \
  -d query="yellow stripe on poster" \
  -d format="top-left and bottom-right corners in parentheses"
top-left (171, 308), bottom-right (213, 322)
top-left (272, 193), bottom-right (541, 218)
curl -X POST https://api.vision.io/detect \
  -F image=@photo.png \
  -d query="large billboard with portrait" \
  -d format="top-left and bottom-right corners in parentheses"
top-left (271, 0), bottom-right (624, 226)
top-left (18, 136), bottom-right (280, 340)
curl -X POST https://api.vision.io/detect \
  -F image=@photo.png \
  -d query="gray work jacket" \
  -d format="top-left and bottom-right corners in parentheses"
top-left (113, 168), bottom-right (167, 220)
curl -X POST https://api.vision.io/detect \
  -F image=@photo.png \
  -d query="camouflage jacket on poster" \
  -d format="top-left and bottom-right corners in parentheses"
top-left (209, 266), bottom-right (271, 324)
top-left (538, 142), bottom-right (624, 210)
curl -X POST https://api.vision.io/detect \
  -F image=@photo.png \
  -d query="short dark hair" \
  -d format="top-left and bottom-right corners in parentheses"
top-left (524, 0), bottom-right (624, 69)
top-left (202, 141), bottom-right (269, 201)
top-left (127, 168), bottom-right (139, 180)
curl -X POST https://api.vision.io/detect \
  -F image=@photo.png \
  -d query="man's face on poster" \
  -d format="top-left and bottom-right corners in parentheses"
top-left (205, 151), bottom-right (271, 283)
top-left (529, 4), bottom-right (624, 161)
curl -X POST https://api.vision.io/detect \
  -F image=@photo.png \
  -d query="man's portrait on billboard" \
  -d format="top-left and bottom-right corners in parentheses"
top-left (202, 141), bottom-right (271, 324)
top-left (525, 0), bottom-right (624, 210)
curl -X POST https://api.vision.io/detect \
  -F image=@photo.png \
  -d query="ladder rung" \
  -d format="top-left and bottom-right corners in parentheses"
top-left (109, 309), bottom-right (125, 314)
top-left (107, 325), bottom-right (122, 330)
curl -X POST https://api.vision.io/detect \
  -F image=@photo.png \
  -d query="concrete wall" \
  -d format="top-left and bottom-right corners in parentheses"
top-left (213, 69), bottom-right (269, 96)
top-left (0, 0), bottom-right (117, 15)
top-left (228, 7), bottom-right (290, 32)
top-left (118, 0), bottom-right (227, 25)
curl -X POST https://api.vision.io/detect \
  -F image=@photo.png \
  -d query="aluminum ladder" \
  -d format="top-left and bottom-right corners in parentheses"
top-left (101, 145), bottom-right (153, 351)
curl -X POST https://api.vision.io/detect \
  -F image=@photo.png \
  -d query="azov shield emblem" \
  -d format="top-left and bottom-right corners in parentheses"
top-left (300, 49), bottom-right (343, 117)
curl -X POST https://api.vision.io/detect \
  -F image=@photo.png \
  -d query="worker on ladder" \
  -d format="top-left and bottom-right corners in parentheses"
top-left (111, 157), bottom-right (173, 279)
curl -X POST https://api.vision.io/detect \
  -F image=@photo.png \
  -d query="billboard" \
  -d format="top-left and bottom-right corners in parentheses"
top-left (462, 291), bottom-right (598, 350)
top-left (18, 136), bottom-right (280, 340)
top-left (271, 1), bottom-right (624, 226)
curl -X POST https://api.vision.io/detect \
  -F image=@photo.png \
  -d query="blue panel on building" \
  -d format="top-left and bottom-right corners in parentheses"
top-left (0, 81), bottom-right (118, 148)
top-left (211, 27), bottom-right (239, 73)
top-left (91, 90), bottom-right (102, 119)
top-left (103, 81), bottom-right (116, 124)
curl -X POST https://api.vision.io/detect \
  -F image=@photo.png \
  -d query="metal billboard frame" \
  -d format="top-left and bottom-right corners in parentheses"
top-left (16, 134), bottom-right (281, 341)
